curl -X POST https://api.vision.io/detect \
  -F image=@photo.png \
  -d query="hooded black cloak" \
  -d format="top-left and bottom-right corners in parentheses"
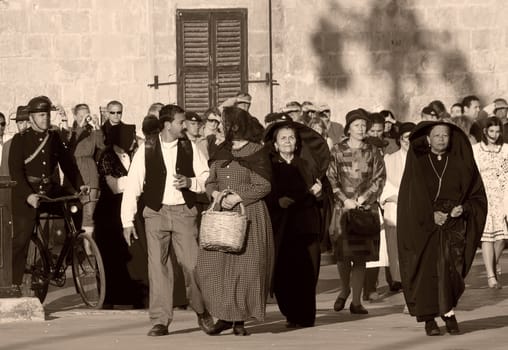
top-left (398, 121), bottom-right (487, 319)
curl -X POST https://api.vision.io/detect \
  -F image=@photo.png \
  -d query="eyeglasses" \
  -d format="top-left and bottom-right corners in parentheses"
top-left (0, 122), bottom-right (5, 126)
top-left (109, 111), bottom-right (122, 115)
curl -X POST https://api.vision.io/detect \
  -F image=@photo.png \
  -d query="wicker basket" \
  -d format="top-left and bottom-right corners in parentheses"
top-left (199, 191), bottom-right (247, 253)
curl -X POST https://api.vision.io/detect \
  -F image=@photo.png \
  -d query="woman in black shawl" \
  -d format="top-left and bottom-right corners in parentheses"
top-left (398, 121), bottom-right (487, 336)
top-left (265, 121), bottom-right (324, 328)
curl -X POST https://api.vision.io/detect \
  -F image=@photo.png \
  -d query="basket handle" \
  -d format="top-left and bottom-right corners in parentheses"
top-left (209, 190), bottom-right (245, 215)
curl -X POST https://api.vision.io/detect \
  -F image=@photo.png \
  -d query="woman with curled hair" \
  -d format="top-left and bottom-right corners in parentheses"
top-left (197, 107), bottom-right (273, 336)
top-left (326, 108), bottom-right (386, 315)
top-left (472, 116), bottom-right (508, 289)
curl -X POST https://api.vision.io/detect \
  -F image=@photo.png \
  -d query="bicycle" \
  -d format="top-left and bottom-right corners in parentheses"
top-left (25, 192), bottom-right (106, 308)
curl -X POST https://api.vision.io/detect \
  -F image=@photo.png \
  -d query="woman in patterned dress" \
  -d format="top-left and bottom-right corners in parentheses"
top-left (472, 116), bottom-right (508, 288)
top-left (326, 109), bottom-right (386, 315)
top-left (197, 107), bottom-right (273, 336)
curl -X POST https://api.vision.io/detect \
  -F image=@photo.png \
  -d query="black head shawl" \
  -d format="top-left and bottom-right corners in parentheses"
top-left (398, 121), bottom-right (487, 285)
top-left (209, 141), bottom-right (272, 182)
top-left (263, 120), bottom-right (331, 179)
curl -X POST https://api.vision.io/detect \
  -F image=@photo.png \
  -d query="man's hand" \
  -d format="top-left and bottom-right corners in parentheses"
top-left (123, 226), bottom-right (138, 247)
top-left (434, 211), bottom-right (448, 226)
top-left (27, 193), bottom-right (40, 208)
top-left (278, 196), bottom-right (295, 208)
top-left (173, 174), bottom-right (191, 189)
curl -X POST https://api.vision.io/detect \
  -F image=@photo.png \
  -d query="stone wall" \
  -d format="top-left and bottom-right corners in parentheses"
top-left (0, 0), bottom-right (152, 136)
top-left (1, 0), bottom-right (508, 132)
top-left (273, 0), bottom-right (508, 124)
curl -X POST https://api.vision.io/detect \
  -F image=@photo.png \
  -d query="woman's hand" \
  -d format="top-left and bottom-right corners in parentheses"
top-left (449, 205), bottom-right (463, 218)
top-left (343, 198), bottom-right (358, 210)
top-left (278, 196), bottom-right (295, 208)
top-left (309, 179), bottom-right (322, 197)
top-left (221, 192), bottom-right (242, 209)
top-left (434, 211), bottom-right (448, 226)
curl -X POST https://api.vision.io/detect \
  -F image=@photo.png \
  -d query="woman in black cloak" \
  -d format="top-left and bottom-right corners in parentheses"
top-left (398, 121), bottom-right (487, 336)
top-left (264, 121), bottom-right (328, 327)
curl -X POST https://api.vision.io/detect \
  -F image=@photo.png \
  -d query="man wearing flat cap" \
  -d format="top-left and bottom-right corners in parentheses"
top-left (0, 107), bottom-right (30, 176)
top-left (8, 96), bottom-right (88, 290)
top-left (184, 111), bottom-right (208, 159)
top-left (121, 104), bottom-right (214, 336)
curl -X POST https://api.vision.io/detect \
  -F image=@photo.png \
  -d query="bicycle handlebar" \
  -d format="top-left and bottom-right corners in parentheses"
top-left (37, 193), bottom-right (83, 203)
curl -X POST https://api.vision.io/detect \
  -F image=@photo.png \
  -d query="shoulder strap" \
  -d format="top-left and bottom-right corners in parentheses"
top-left (24, 132), bottom-right (50, 165)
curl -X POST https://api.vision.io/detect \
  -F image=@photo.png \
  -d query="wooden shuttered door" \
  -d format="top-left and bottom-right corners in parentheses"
top-left (177, 9), bottom-right (248, 114)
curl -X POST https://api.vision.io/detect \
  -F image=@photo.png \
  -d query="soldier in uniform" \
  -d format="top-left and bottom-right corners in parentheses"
top-left (8, 96), bottom-right (87, 287)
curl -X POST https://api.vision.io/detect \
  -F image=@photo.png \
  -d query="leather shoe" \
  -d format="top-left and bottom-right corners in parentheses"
top-left (390, 281), bottom-right (402, 292)
top-left (350, 303), bottom-right (368, 314)
top-left (233, 322), bottom-right (249, 336)
top-left (333, 295), bottom-right (348, 312)
top-left (425, 320), bottom-right (441, 336)
top-left (441, 315), bottom-right (460, 334)
top-left (147, 324), bottom-right (169, 337)
top-left (197, 310), bottom-right (214, 334)
top-left (208, 319), bottom-right (233, 335)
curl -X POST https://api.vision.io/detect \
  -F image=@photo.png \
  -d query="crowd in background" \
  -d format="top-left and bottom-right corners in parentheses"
top-left (0, 90), bottom-right (505, 337)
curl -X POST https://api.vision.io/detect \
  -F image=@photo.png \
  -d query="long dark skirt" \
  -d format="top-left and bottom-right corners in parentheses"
top-left (409, 202), bottom-right (466, 321)
top-left (273, 234), bottom-right (321, 326)
top-left (94, 193), bottom-right (143, 306)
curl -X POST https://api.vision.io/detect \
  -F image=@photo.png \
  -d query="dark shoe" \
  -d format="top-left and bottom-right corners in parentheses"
top-left (197, 310), bottom-right (214, 334)
top-left (208, 320), bottom-right (233, 335)
top-left (349, 303), bottom-right (368, 314)
top-left (233, 321), bottom-right (249, 336)
top-left (147, 324), bottom-right (169, 337)
top-left (425, 320), bottom-right (441, 336)
top-left (333, 294), bottom-right (348, 312)
top-left (390, 281), bottom-right (402, 292)
top-left (285, 321), bottom-right (299, 328)
top-left (441, 315), bottom-right (460, 334)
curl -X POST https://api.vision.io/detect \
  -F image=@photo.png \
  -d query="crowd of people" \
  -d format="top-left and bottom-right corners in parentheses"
top-left (1, 90), bottom-right (506, 337)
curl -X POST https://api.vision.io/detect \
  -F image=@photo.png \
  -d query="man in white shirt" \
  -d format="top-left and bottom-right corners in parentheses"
top-left (121, 104), bottom-right (213, 336)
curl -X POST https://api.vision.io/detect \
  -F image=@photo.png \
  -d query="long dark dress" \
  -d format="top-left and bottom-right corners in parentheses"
top-left (94, 147), bottom-right (143, 306)
top-left (398, 122), bottom-right (487, 321)
top-left (269, 155), bottom-right (321, 326)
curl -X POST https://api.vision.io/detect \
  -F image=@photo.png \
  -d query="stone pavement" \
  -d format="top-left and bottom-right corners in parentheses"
top-left (1, 252), bottom-right (508, 350)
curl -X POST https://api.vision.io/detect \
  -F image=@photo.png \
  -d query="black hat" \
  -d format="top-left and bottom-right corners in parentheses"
top-left (142, 115), bottom-right (160, 136)
top-left (185, 111), bottom-right (202, 122)
top-left (12, 105), bottom-right (30, 121)
top-left (109, 123), bottom-right (136, 152)
top-left (264, 112), bottom-right (293, 124)
top-left (344, 108), bottom-right (370, 134)
top-left (398, 122), bottom-right (416, 137)
top-left (27, 96), bottom-right (53, 113)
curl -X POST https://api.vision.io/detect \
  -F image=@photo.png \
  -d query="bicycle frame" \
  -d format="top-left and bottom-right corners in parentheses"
top-left (34, 198), bottom-right (82, 285)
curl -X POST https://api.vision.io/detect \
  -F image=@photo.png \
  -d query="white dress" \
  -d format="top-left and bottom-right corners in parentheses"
top-left (472, 142), bottom-right (508, 241)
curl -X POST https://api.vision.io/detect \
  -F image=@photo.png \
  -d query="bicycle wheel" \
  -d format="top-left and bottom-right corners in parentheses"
top-left (71, 233), bottom-right (106, 308)
top-left (25, 236), bottom-right (51, 303)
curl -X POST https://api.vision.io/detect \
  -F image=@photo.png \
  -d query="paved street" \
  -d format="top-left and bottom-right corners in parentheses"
top-left (1, 252), bottom-right (507, 350)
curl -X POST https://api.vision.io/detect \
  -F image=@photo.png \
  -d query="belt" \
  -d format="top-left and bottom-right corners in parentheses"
top-left (26, 175), bottom-right (58, 185)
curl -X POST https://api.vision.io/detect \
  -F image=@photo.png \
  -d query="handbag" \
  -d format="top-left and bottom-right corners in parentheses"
top-left (199, 190), bottom-right (248, 253)
top-left (344, 205), bottom-right (380, 237)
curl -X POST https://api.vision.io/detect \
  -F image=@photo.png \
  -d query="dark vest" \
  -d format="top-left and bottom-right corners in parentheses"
top-left (144, 137), bottom-right (196, 211)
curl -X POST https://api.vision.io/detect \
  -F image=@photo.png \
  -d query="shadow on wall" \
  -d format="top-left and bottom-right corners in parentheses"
top-left (312, 0), bottom-right (476, 119)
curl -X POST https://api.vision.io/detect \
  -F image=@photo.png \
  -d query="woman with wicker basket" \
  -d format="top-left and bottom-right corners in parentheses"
top-left (197, 107), bottom-right (273, 336)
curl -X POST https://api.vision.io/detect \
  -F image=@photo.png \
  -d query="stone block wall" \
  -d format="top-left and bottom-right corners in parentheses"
top-left (2, 0), bottom-right (508, 132)
top-left (0, 0), bottom-right (152, 136)
top-left (272, 0), bottom-right (508, 124)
